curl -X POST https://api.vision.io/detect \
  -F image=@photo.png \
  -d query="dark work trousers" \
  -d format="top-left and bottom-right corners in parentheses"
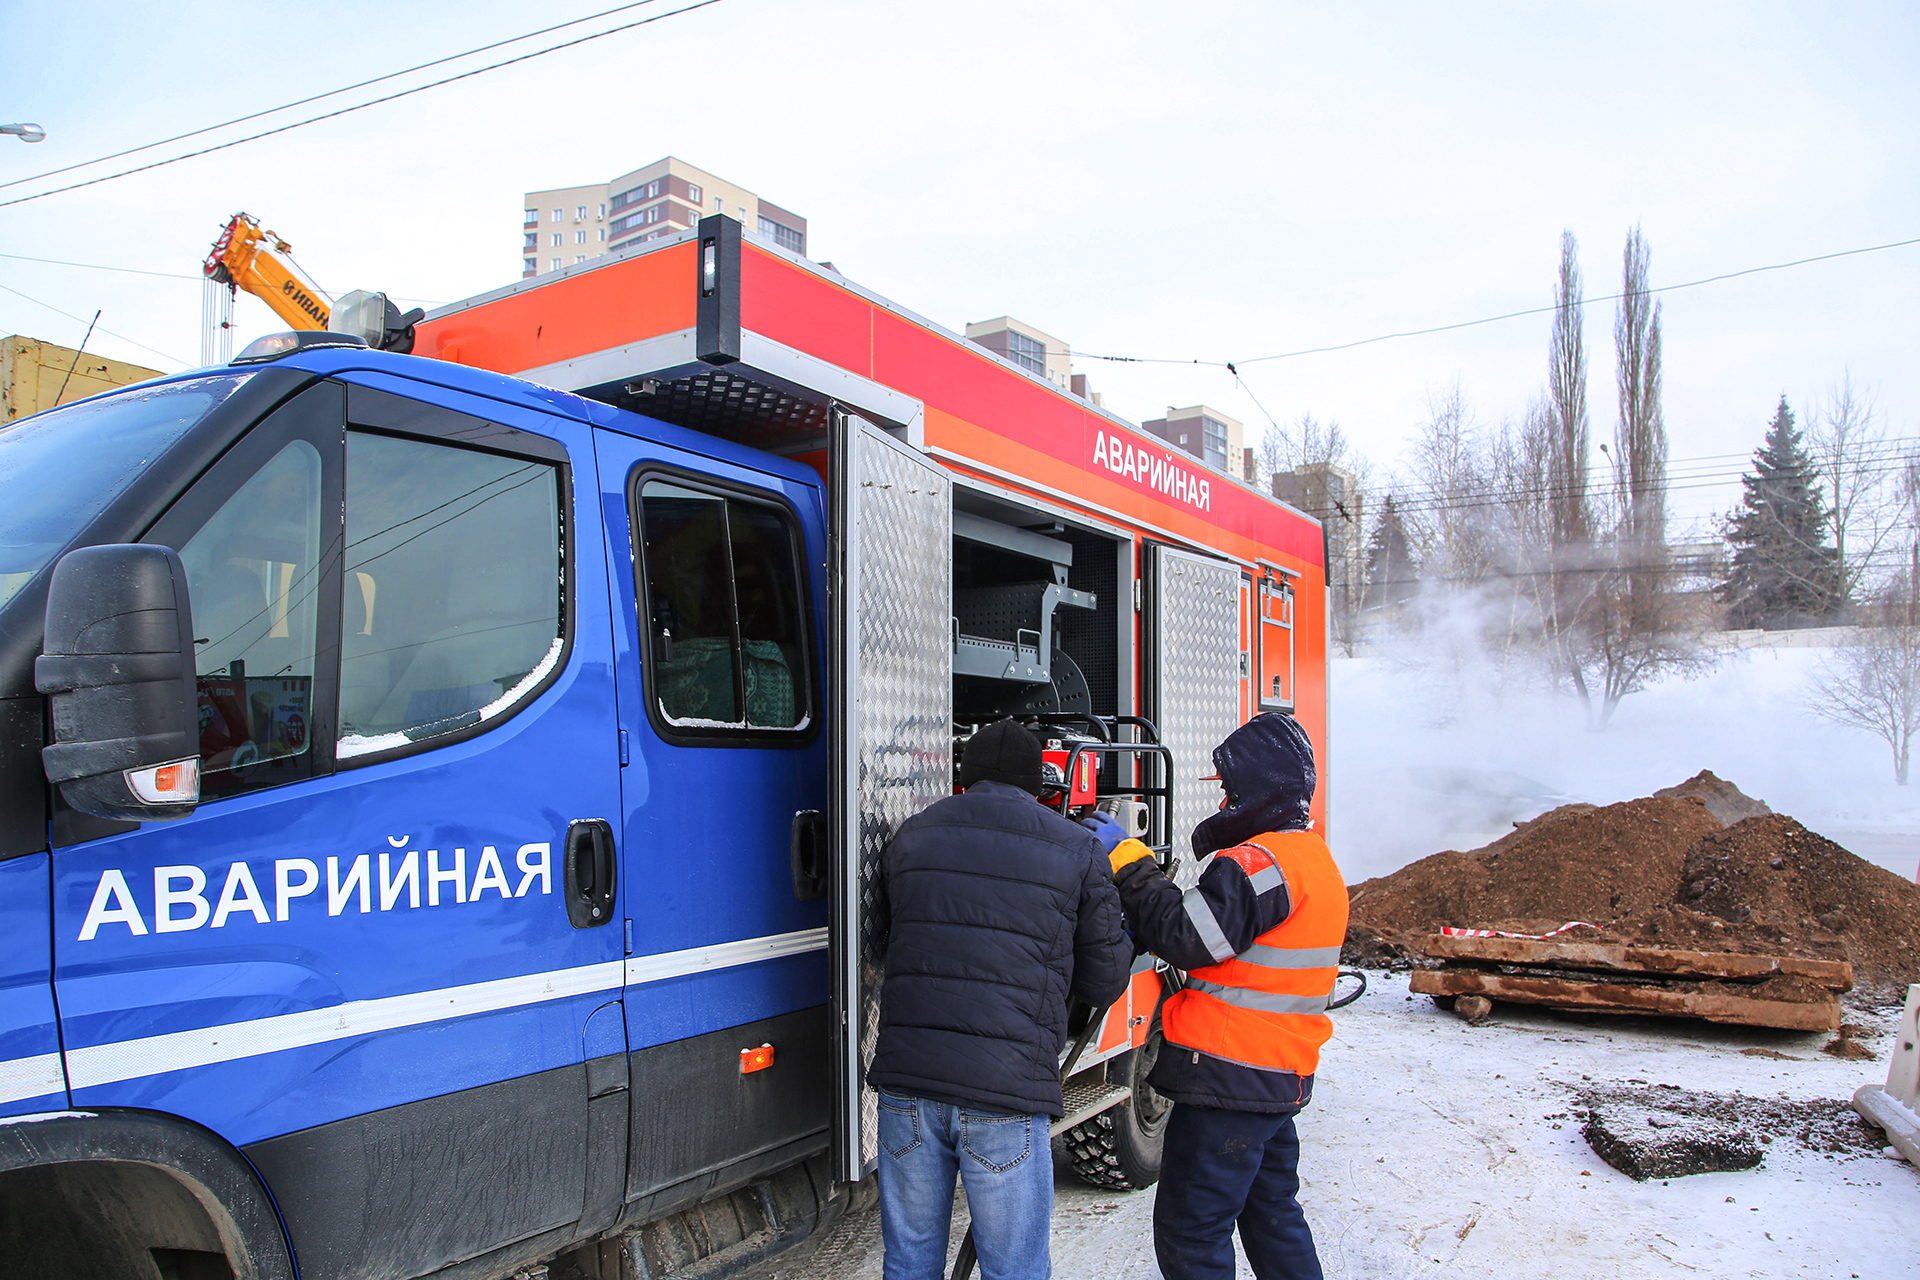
top-left (1154, 1103), bottom-right (1323, 1280)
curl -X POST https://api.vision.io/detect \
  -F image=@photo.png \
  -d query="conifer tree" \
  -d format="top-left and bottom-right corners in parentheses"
top-left (1362, 494), bottom-right (1419, 610)
top-left (1720, 397), bottom-right (1842, 628)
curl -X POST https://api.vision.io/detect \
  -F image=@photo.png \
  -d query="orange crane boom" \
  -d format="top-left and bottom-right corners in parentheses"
top-left (203, 213), bottom-right (331, 331)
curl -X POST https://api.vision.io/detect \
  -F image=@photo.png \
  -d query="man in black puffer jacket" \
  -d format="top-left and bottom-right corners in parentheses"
top-left (867, 719), bottom-right (1132, 1280)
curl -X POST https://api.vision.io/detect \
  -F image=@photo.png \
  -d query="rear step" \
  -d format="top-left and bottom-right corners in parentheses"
top-left (1052, 1077), bottom-right (1130, 1137)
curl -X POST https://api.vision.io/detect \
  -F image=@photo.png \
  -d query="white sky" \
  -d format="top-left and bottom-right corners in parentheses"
top-left (4, 1), bottom-right (1915, 528)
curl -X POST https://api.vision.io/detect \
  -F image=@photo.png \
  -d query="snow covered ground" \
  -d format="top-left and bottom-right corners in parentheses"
top-left (760, 970), bottom-right (1912, 1280)
top-left (1329, 644), bottom-right (1920, 885)
top-left (754, 640), bottom-right (1920, 1280)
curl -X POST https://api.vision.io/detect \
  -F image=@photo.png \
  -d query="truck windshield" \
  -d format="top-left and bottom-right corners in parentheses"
top-left (0, 374), bottom-right (252, 608)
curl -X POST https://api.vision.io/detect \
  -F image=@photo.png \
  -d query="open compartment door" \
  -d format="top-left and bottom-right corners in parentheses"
top-left (1143, 543), bottom-right (1242, 885)
top-left (829, 410), bottom-right (953, 1182)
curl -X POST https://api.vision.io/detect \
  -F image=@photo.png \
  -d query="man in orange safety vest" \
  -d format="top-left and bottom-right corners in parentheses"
top-left (1088, 712), bottom-right (1346, 1280)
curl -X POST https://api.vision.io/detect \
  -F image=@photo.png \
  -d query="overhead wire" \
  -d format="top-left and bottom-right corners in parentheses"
top-left (0, 0), bottom-right (678, 194)
top-left (0, 281), bottom-right (189, 368)
top-left (1059, 234), bottom-right (1920, 370)
top-left (0, 251), bottom-right (445, 307)
top-left (0, 0), bottom-right (727, 210)
top-left (1318, 428), bottom-right (1920, 524)
top-left (1372, 440), bottom-right (1920, 517)
top-left (0, 252), bottom-right (198, 281)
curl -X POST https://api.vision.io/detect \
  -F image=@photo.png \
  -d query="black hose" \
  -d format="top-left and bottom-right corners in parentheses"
top-left (1326, 968), bottom-right (1368, 1010)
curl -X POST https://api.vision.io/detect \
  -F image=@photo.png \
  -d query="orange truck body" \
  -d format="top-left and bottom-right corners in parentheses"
top-left (415, 223), bottom-right (1329, 1060)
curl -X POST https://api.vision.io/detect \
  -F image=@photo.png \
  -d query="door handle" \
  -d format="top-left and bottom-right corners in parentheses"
top-left (564, 818), bottom-right (618, 928)
top-left (790, 809), bottom-right (828, 901)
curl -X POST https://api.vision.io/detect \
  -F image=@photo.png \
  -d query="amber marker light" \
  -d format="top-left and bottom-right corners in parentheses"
top-left (739, 1044), bottom-right (775, 1074)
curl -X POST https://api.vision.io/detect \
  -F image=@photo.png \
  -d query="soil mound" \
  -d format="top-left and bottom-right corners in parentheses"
top-left (1346, 796), bottom-right (1722, 940)
top-left (1674, 814), bottom-right (1920, 1000)
top-left (1654, 770), bottom-right (1772, 825)
top-left (1343, 781), bottom-right (1920, 1004)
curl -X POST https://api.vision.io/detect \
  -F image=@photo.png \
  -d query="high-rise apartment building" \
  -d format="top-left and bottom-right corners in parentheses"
top-left (1140, 406), bottom-right (1244, 475)
top-left (963, 317), bottom-right (1072, 392)
top-left (1273, 462), bottom-right (1364, 641)
top-left (521, 157), bottom-right (807, 279)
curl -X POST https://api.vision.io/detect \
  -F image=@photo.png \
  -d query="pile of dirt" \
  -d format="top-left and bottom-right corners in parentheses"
top-left (1346, 794), bottom-right (1723, 942)
top-left (1672, 815), bottom-right (1920, 1002)
top-left (1654, 769), bottom-right (1773, 825)
top-left (1343, 776), bottom-right (1920, 1002)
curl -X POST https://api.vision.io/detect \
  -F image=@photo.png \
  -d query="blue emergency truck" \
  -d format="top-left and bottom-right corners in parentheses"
top-left (0, 217), bottom-right (1328, 1280)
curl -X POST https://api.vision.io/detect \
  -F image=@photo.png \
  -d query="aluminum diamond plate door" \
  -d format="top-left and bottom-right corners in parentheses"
top-left (1147, 544), bottom-right (1244, 887)
top-left (829, 411), bottom-right (952, 1182)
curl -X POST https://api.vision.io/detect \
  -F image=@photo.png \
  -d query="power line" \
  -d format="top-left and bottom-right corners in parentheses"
top-left (1066, 234), bottom-right (1920, 370)
top-left (0, 251), bottom-right (198, 280)
top-left (0, 0), bottom-right (726, 210)
top-left (0, 251), bottom-right (445, 307)
top-left (0, 281), bottom-right (189, 368)
top-left (1352, 438), bottom-right (1920, 521)
top-left (0, 0), bottom-right (676, 195)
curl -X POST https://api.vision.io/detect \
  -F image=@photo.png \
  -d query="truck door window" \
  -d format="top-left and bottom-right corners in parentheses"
top-left (179, 439), bottom-right (323, 799)
top-left (337, 431), bottom-right (563, 758)
top-left (637, 478), bottom-right (810, 737)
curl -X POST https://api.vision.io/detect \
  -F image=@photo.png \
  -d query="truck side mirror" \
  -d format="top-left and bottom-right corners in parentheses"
top-left (35, 544), bottom-right (201, 821)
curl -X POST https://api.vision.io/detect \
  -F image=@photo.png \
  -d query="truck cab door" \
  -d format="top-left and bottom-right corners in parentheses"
top-left (0, 854), bottom-right (63, 1116)
top-left (593, 423), bottom-right (834, 1207)
top-left (826, 411), bottom-right (952, 1183)
top-left (47, 378), bottom-right (626, 1280)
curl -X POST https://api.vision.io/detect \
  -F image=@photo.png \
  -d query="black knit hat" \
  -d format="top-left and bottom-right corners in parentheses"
top-left (959, 719), bottom-right (1044, 794)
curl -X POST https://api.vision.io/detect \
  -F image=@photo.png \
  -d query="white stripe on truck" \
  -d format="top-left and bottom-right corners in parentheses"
top-left (49, 926), bottom-right (828, 1091)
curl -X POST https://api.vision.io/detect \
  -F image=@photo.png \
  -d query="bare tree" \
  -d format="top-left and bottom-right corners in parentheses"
top-left (1808, 371), bottom-right (1894, 607)
top-left (1262, 411), bottom-right (1354, 477)
top-left (1613, 225), bottom-right (1667, 631)
top-left (1553, 227), bottom-right (1716, 727)
top-left (1544, 230), bottom-right (1601, 704)
top-left (1548, 230), bottom-right (1592, 553)
top-left (1256, 421), bottom-right (1289, 491)
top-left (1809, 607), bottom-right (1920, 785)
top-left (1405, 386), bottom-right (1501, 586)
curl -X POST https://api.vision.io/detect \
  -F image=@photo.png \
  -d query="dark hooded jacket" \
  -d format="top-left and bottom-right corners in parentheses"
top-left (1115, 712), bottom-right (1336, 1113)
top-left (866, 780), bottom-right (1134, 1117)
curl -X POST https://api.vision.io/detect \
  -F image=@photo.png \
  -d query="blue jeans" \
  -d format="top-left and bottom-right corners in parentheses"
top-left (876, 1090), bottom-right (1053, 1280)
top-left (1154, 1103), bottom-right (1322, 1280)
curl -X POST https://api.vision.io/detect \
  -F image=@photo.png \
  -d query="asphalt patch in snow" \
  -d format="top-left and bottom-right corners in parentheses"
top-left (1577, 1084), bottom-right (1886, 1181)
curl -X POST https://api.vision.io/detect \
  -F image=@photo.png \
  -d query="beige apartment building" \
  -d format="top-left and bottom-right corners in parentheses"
top-left (1140, 406), bottom-right (1245, 476)
top-left (522, 157), bottom-right (807, 279)
top-left (963, 317), bottom-right (1072, 392)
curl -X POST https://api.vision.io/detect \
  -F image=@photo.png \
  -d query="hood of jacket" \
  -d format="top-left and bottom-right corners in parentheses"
top-left (1191, 712), bottom-right (1316, 859)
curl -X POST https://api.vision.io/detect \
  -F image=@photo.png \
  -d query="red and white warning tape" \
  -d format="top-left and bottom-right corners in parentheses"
top-left (1440, 921), bottom-right (1599, 940)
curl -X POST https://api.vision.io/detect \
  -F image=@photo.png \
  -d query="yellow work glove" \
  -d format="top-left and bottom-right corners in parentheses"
top-left (1109, 838), bottom-right (1154, 876)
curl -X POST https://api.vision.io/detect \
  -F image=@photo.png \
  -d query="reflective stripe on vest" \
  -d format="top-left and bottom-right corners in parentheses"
top-left (1236, 943), bottom-right (1342, 969)
top-left (1184, 841), bottom-right (1289, 964)
top-left (1182, 887), bottom-right (1236, 964)
top-left (1185, 977), bottom-right (1331, 1016)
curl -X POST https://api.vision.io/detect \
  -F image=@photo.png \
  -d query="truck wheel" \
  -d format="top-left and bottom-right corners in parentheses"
top-left (1060, 1034), bottom-right (1170, 1190)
